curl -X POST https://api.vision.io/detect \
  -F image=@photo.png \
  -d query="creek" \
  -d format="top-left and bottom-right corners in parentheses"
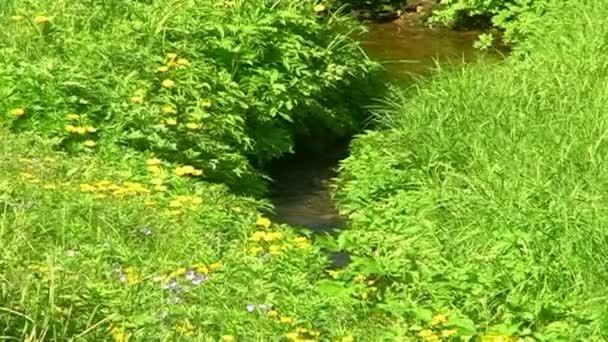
top-left (269, 22), bottom-right (500, 241)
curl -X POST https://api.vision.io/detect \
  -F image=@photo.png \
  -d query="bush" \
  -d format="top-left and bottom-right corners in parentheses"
top-left (334, 0), bottom-right (608, 339)
top-left (431, 0), bottom-right (554, 45)
top-left (0, 0), bottom-right (379, 196)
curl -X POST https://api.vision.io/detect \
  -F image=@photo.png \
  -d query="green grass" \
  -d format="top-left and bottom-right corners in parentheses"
top-left (334, 0), bottom-right (608, 340)
top-left (3, 0), bottom-right (608, 340)
top-left (0, 126), bottom-right (384, 340)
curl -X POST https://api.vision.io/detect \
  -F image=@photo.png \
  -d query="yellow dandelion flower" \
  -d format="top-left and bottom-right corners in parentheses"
top-left (327, 270), bottom-right (340, 279)
top-left (83, 140), bottom-right (97, 147)
top-left (165, 118), bottom-right (177, 126)
top-left (313, 4), bottom-right (326, 12)
top-left (148, 165), bottom-right (162, 173)
top-left (191, 168), bottom-right (203, 176)
top-left (249, 246), bottom-right (263, 255)
top-left (341, 336), bottom-right (355, 342)
top-left (166, 53), bottom-right (178, 61)
top-left (192, 263), bottom-right (208, 274)
top-left (124, 267), bottom-right (140, 284)
top-left (269, 245), bottom-right (282, 255)
top-left (157, 66), bottom-right (169, 72)
top-left (67, 113), bottom-right (80, 120)
top-left (296, 240), bottom-right (311, 249)
top-left (221, 336), bottom-right (234, 342)
top-left (146, 158), bottom-right (162, 166)
top-left (209, 262), bottom-right (222, 271)
top-left (442, 329), bottom-right (457, 338)
top-left (75, 126), bottom-right (87, 134)
top-left (177, 58), bottom-right (190, 66)
top-left (285, 332), bottom-right (299, 341)
top-left (267, 310), bottom-right (278, 318)
top-left (354, 274), bottom-right (366, 282)
top-left (79, 184), bottom-right (97, 192)
top-left (169, 200), bottom-right (182, 208)
top-left (256, 217), bottom-right (271, 228)
top-left (109, 325), bottom-right (129, 342)
top-left (161, 105), bottom-right (176, 114)
top-left (185, 122), bottom-right (201, 130)
top-left (161, 79), bottom-right (176, 88)
top-left (418, 329), bottom-right (433, 338)
top-left (264, 232), bottom-right (284, 242)
top-left (427, 334), bottom-right (440, 342)
top-left (131, 95), bottom-right (144, 104)
top-left (10, 108), bottom-right (26, 117)
top-left (250, 231), bottom-right (266, 242)
top-left (431, 313), bottom-right (447, 326)
top-left (279, 316), bottom-right (293, 324)
top-left (33, 15), bottom-right (51, 24)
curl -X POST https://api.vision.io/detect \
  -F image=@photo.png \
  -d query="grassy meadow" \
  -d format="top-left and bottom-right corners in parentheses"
top-left (2, 0), bottom-right (608, 341)
top-left (335, 0), bottom-right (608, 340)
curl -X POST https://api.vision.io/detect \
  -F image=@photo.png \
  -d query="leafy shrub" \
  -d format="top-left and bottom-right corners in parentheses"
top-left (335, 0), bottom-right (608, 339)
top-left (0, 0), bottom-right (379, 196)
top-left (431, 0), bottom-right (554, 45)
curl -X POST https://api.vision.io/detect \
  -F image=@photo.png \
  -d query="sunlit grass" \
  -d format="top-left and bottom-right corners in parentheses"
top-left (335, 0), bottom-right (608, 340)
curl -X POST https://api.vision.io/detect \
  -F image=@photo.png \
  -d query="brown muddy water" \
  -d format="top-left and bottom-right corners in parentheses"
top-left (270, 23), bottom-right (499, 237)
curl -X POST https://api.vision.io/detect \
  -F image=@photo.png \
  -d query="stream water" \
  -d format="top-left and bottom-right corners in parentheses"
top-left (270, 23), bottom-right (498, 237)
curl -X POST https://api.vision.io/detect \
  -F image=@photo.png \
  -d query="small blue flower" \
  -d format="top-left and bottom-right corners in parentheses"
top-left (163, 279), bottom-right (179, 290)
top-left (192, 274), bottom-right (209, 286)
top-left (185, 270), bottom-right (196, 280)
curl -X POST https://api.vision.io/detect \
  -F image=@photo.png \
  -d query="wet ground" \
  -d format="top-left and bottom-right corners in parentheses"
top-left (269, 22), bottom-right (499, 234)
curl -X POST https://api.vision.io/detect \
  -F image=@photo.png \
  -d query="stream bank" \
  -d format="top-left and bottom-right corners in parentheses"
top-left (269, 22), bottom-right (502, 236)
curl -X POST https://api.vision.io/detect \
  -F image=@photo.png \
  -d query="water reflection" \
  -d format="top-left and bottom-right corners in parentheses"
top-left (362, 23), bottom-right (500, 80)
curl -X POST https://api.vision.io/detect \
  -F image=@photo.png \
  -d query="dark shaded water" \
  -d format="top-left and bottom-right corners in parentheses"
top-left (270, 23), bottom-right (495, 233)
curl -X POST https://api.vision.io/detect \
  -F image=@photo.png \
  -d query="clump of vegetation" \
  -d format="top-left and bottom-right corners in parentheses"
top-left (0, 0), bottom-right (379, 196)
top-left (431, 0), bottom-right (554, 45)
top-left (0, 126), bottom-right (393, 340)
top-left (334, 0), bottom-right (608, 339)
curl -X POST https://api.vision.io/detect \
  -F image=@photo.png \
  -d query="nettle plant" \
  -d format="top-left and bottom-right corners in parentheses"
top-left (0, 0), bottom-right (378, 195)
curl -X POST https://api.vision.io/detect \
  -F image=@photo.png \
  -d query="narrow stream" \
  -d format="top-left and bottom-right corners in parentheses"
top-left (270, 23), bottom-right (498, 237)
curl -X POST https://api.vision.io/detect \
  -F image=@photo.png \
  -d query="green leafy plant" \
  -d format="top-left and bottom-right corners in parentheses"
top-left (0, 0), bottom-right (380, 196)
